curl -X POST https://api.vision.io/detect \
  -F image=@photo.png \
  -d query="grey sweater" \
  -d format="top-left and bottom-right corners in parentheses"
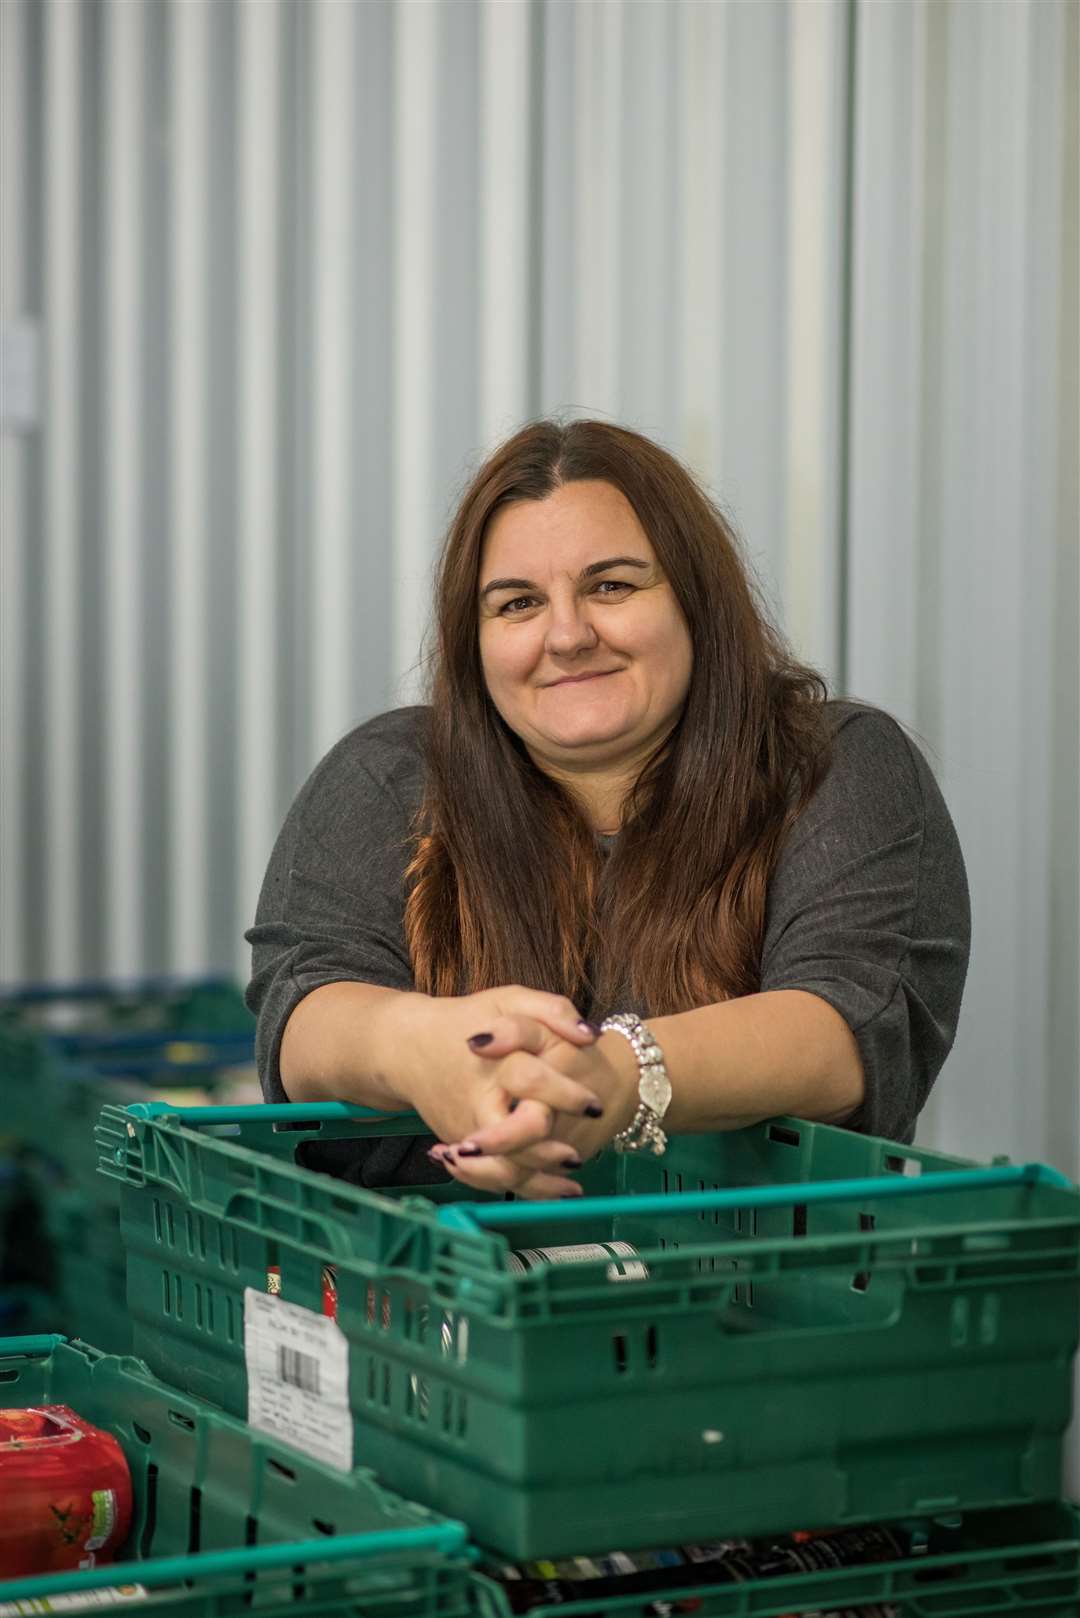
top-left (246, 701), bottom-right (970, 1183)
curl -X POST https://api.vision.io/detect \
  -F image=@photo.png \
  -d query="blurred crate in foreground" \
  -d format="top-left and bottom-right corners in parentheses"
top-left (0, 977), bottom-right (258, 1354)
top-left (0, 1334), bottom-right (472, 1617)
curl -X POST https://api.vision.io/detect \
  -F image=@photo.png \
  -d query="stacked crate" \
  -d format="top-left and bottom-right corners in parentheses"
top-left (0, 978), bottom-right (258, 1350)
top-left (69, 1099), bottom-right (1080, 1616)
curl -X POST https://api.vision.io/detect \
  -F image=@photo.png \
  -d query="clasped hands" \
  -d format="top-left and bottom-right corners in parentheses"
top-left (401, 986), bottom-right (640, 1200)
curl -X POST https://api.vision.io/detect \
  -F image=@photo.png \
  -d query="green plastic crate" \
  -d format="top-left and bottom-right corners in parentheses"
top-left (0, 1285), bottom-right (55, 1338)
top-left (0, 1334), bottom-right (472, 1616)
top-left (3, 1206), bottom-right (131, 1354)
top-left (0, 976), bottom-right (255, 1176)
top-left (0, 1023), bottom-right (58, 1163)
top-left (96, 1102), bottom-right (1080, 1557)
top-left (2, 1057), bottom-right (139, 1197)
top-left (1, 1075), bottom-right (134, 1355)
top-left (1, 979), bottom-right (257, 1355)
top-left (471, 1503), bottom-right (1080, 1618)
top-left (50, 1246), bottom-right (132, 1358)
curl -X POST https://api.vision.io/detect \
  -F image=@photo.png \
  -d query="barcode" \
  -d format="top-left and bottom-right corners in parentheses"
top-left (278, 1344), bottom-right (321, 1394)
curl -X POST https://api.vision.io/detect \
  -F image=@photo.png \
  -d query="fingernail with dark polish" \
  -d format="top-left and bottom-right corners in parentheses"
top-left (507, 1099), bottom-right (520, 1113)
top-left (578, 1020), bottom-right (604, 1038)
top-left (583, 1103), bottom-right (604, 1119)
top-left (562, 1156), bottom-right (583, 1170)
top-left (468, 1032), bottom-right (494, 1049)
top-left (456, 1145), bottom-right (484, 1157)
top-left (561, 1193), bottom-right (582, 1200)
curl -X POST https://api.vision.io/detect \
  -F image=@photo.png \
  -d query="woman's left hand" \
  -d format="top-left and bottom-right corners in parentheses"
top-left (433, 1026), bottom-right (640, 1198)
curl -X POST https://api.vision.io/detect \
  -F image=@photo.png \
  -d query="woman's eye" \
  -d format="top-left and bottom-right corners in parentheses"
top-left (496, 581), bottom-right (631, 616)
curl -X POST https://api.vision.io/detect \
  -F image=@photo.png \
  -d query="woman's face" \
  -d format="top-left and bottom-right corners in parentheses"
top-left (477, 479), bottom-right (693, 776)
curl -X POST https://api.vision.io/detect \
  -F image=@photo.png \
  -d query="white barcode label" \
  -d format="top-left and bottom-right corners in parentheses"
top-left (244, 1286), bottom-right (352, 1472)
top-left (0, 1587), bottom-right (151, 1614)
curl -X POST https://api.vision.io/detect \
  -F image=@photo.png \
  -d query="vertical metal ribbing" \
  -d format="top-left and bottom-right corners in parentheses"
top-left (278, 0), bottom-right (309, 814)
top-left (525, 0), bottom-right (546, 422)
top-left (573, 0), bottom-right (623, 416)
top-left (42, 0), bottom-right (82, 977)
top-left (0, 0), bottom-right (29, 983)
top-left (137, 0), bottom-right (171, 975)
top-left (169, 0), bottom-right (211, 972)
top-left (103, 0), bottom-right (145, 976)
top-left (616, 0), bottom-right (678, 442)
top-left (833, 0), bottom-right (859, 699)
top-left (478, 0), bottom-right (533, 452)
top-left (391, 0), bottom-right (439, 702)
top-left (783, 0), bottom-right (846, 682)
top-left (203, 0), bottom-right (240, 974)
top-left (1023, 0), bottom-right (1075, 1184)
top-left (1042, 0), bottom-right (1079, 1202)
top-left (845, 0), bottom-right (925, 720)
top-left (676, 0), bottom-right (726, 491)
top-left (237, 0), bottom-right (282, 962)
top-left (935, 0), bottom-right (1034, 1162)
top-left (310, 0), bottom-right (355, 763)
top-left (535, 0), bottom-right (575, 416)
top-left (983, 0), bottom-right (1048, 1167)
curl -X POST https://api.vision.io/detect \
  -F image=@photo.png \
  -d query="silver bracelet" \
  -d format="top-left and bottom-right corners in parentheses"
top-left (601, 1012), bottom-right (672, 1156)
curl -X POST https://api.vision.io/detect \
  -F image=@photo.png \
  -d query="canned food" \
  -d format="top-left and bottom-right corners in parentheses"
top-left (506, 1241), bottom-right (648, 1282)
top-left (487, 1524), bottom-right (912, 1614)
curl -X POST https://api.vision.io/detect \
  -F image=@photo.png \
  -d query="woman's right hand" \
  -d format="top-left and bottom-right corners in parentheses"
top-left (391, 986), bottom-right (604, 1192)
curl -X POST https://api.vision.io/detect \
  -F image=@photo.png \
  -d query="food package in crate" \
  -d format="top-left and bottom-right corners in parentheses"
top-left (0, 1403), bottom-right (132, 1576)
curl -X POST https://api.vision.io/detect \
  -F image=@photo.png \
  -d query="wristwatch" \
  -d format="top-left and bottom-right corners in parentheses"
top-left (600, 1012), bottom-right (672, 1156)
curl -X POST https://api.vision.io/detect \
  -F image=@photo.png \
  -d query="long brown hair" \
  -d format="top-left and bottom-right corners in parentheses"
top-left (404, 419), bottom-right (831, 1017)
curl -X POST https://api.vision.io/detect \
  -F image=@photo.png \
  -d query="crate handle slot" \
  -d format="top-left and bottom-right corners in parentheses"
top-left (435, 1162), bottom-right (1073, 1232)
top-left (127, 1100), bottom-right (422, 1126)
top-left (223, 1188), bottom-right (354, 1255)
top-left (0, 1522), bottom-right (469, 1604)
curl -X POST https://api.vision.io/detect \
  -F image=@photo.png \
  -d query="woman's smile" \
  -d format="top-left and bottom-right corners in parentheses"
top-left (542, 669), bottom-right (622, 687)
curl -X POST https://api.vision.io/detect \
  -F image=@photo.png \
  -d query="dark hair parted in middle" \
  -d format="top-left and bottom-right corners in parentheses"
top-left (404, 418), bottom-right (831, 1017)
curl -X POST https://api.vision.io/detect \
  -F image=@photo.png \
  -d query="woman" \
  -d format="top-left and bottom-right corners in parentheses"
top-left (247, 419), bottom-right (970, 1199)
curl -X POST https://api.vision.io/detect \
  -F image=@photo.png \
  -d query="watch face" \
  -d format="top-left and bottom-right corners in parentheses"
top-left (641, 1069), bottom-right (672, 1116)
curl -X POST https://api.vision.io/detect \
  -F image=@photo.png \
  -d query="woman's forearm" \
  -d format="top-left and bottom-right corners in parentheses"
top-left (278, 981), bottom-right (424, 1108)
top-left (648, 989), bottom-right (865, 1132)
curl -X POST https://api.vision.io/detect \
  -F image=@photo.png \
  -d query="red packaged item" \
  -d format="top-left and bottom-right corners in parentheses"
top-left (0, 1403), bottom-right (133, 1576)
top-left (268, 1264), bottom-right (338, 1319)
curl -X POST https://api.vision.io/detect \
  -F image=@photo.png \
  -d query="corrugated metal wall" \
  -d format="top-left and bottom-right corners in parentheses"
top-left (0, 0), bottom-right (850, 984)
top-left (1, 0), bottom-right (1076, 1185)
top-left (846, 0), bottom-right (1078, 1183)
